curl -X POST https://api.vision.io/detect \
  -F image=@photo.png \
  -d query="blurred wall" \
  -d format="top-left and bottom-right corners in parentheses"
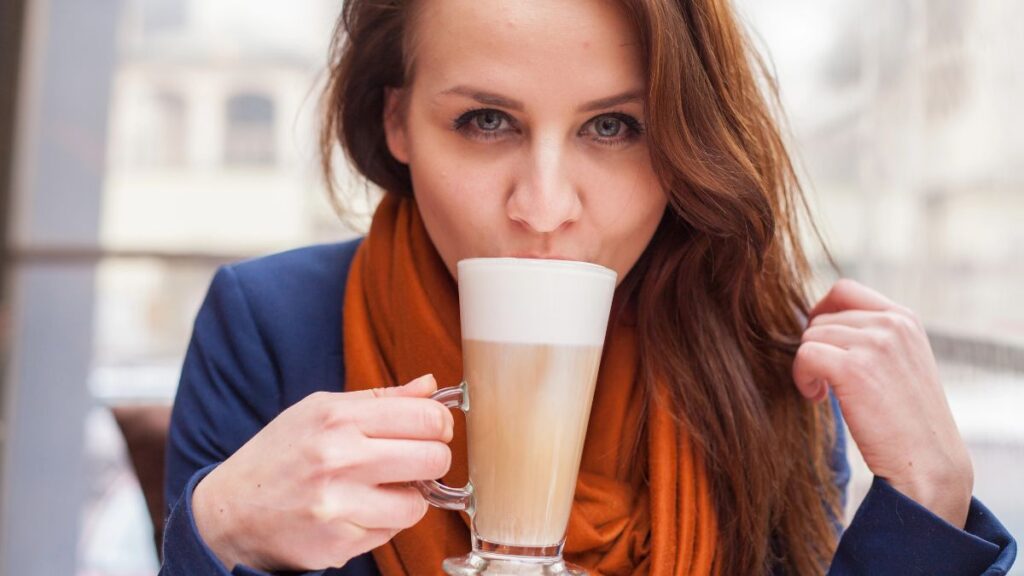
top-left (1, 1), bottom-right (26, 296)
top-left (1, 2), bottom-right (120, 574)
top-left (0, 0), bottom-right (27, 544)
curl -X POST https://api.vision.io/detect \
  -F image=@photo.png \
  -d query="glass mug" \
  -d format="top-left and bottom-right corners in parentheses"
top-left (415, 258), bottom-right (617, 575)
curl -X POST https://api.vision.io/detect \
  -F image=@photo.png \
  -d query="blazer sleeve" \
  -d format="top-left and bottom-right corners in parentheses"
top-left (828, 476), bottom-right (1017, 575)
top-left (830, 393), bottom-right (852, 515)
top-left (160, 265), bottom-right (287, 576)
top-left (827, 404), bottom-right (1017, 575)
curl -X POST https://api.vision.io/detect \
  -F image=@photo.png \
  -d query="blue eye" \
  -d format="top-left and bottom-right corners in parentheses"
top-left (452, 108), bottom-right (514, 141)
top-left (595, 116), bottom-right (623, 137)
top-left (451, 108), bottom-right (645, 147)
top-left (582, 113), bottom-right (645, 146)
top-left (474, 110), bottom-right (504, 131)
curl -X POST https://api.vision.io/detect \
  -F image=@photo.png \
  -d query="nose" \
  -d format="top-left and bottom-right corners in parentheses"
top-left (506, 137), bottom-right (582, 234)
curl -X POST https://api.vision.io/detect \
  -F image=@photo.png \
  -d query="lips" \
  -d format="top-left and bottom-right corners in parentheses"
top-left (510, 253), bottom-right (577, 261)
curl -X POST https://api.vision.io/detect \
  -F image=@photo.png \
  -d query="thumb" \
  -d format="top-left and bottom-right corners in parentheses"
top-left (394, 373), bottom-right (439, 397)
top-left (348, 373), bottom-right (438, 400)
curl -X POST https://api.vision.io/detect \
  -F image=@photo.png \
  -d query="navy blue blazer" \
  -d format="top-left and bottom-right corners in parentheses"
top-left (161, 239), bottom-right (1016, 575)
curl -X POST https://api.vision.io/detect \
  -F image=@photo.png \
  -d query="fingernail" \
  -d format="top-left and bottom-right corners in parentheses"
top-left (408, 373), bottom-right (434, 386)
top-left (812, 378), bottom-right (828, 401)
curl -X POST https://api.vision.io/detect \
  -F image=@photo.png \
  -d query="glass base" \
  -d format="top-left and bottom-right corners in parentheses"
top-left (442, 553), bottom-right (586, 575)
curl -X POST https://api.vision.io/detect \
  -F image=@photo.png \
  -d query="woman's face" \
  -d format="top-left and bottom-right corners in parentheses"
top-left (384, 0), bottom-right (667, 284)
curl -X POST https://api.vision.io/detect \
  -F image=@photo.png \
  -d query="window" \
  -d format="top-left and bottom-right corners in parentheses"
top-left (224, 93), bottom-right (276, 166)
top-left (151, 91), bottom-right (186, 167)
top-left (138, 0), bottom-right (186, 35)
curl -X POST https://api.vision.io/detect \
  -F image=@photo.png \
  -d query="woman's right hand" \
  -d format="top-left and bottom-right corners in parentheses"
top-left (191, 374), bottom-right (454, 571)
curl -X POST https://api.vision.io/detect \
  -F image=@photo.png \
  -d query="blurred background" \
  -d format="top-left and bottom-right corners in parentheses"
top-left (0, 0), bottom-right (1020, 574)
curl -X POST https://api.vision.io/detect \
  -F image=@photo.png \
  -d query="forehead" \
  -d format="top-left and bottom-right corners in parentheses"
top-left (409, 0), bottom-right (645, 102)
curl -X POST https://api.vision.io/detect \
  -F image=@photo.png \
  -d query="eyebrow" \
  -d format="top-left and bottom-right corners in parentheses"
top-left (438, 85), bottom-right (645, 113)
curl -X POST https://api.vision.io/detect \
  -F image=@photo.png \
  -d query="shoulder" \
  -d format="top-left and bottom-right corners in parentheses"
top-left (226, 238), bottom-right (364, 305)
top-left (211, 237), bottom-right (364, 401)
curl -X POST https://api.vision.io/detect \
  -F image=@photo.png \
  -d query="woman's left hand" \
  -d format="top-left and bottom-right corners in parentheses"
top-left (793, 278), bottom-right (974, 529)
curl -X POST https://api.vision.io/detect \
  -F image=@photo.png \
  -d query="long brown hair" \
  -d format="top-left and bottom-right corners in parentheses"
top-left (320, 1), bottom-right (842, 574)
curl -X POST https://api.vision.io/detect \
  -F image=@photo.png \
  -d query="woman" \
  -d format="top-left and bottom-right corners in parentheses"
top-left (160, 0), bottom-right (1016, 574)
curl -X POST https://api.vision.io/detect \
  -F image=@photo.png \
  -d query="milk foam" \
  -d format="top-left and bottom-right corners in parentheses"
top-left (457, 258), bottom-right (617, 346)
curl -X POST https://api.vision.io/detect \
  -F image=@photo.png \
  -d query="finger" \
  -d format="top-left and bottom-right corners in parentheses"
top-left (345, 484), bottom-right (429, 530)
top-left (809, 279), bottom-right (897, 318)
top-left (344, 373), bottom-right (438, 401)
top-left (325, 523), bottom-right (399, 566)
top-left (809, 310), bottom-right (889, 330)
top-left (349, 439), bottom-right (452, 484)
top-left (347, 397), bottom-right (454, 441)
top-left (802, 323), bottom-right (867, 350)
top-left (792, 341), bottom-right (846, 402)
top-left (347, 527), bottom-right (400, 557)
top-left (809, 310), bottom-right (922, 350)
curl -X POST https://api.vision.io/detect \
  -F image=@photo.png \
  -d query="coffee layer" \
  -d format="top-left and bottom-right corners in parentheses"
top-left (464, 339), bottom-right (603, 547)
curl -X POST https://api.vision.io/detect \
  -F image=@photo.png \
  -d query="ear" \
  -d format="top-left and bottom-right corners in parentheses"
top-left (383, 87), bottom-right (410, 164)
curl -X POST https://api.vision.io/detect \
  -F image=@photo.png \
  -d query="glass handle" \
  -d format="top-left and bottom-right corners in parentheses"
top-left (414, 381), bottom-right (474, 512)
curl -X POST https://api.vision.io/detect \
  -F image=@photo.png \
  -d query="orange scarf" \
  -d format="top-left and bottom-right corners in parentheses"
top-left (343, 194), bottom-right (718, 575)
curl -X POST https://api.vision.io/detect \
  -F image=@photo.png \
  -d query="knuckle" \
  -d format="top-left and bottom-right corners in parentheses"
top-left (304, 442), bottom-right (332, 471)
top-left (877, 312), bottom-right (898, 329)
top-left (300, 391), bottom-right (330, 414)
top-left (308, 491), bottom-right (343, 523)
top-left (883, 312), bottom-right (919, 339)
top-left (882, 332), bottom-right (900, 355)
top-left (308, 501), bottom-right (333, 523)
top-left (836, 277), bottom-right (857, 289)
top-left (316, 403), bottom-right (347, 430)
top-left (302, 391), bottom-right (333, 419)
top-left (880, 311), bottom-right (907, 332)
top-left (308, 390), bottom-right (332, 404)
top-left (867, 330), bottom-right (890, 351)
top-left (875, 313), bottom-right (899, 337)
top-left (792, 346), bottom-right (810, 373)
top-left (305, 441), bottom-right (353, 474)
top-left (795, 341), bottom-right (818, 363)
top-left (893, 303), bottom-right (918, 321)
top-left (897, 313), bottom-right (921, 334)
top-left (795, 340), bottom-right (812, 358)
top-left (832, 278), bottom-right (857, 297)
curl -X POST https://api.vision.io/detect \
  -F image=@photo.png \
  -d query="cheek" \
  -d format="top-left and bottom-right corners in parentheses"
top-left (586, 162), bottom-right (666, 271)
top-left (413, 157), bottom-right (506, 228)
top-left (589, 154), bottom-right (663, 212)
top-left (409, 162), bottom-right (506, 272)
top-left (406, 121), bottom-right (507, 220)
